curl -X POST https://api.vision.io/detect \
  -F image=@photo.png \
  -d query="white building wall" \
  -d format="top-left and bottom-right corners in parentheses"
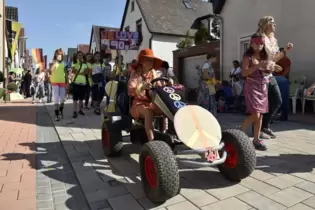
top-left (121, 0), bottom-right (151, 63)
top-left (151, 35), bottom-right (181, 68)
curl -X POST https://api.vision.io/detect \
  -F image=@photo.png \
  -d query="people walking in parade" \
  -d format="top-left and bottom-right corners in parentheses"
top-left (23, 69), bottom-right (32, 98)
top-left (84, 52), bottom-right (93, 109)
top-left (91, 51), bottom-right (105, 115)
top-left (44, 69), bottom-right (52, 103)
top-left (257, 16), bottom-right (293, 139)
top-left (50, 49), bottom-right (67, 121)
top-left (32, 68), bottom-right (45, 104)
top-left (71, 51), bottom-right (89, 118)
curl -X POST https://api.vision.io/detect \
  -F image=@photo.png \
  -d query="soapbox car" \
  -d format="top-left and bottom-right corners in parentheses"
top-left (101, 77), bottom-right (256, 204)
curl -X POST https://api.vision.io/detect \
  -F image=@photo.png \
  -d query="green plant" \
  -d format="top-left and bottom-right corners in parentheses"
top-left (176, 31), bottom-right (193, 49)
top-left (7, 82), bottom-right (18, 92)
top-left (194, 23), bottom-right (209, 45)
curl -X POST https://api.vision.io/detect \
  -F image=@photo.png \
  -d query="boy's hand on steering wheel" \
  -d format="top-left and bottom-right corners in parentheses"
top-left (141, 83), bottom-right (151, 91)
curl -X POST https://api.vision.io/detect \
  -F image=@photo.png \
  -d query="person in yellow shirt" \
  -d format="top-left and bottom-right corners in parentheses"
top-left (71, 51), bottom-right (89, 118)
top-left (84, 52), bottom-right (93, 109)
top-left (50, 48), bottom-right (68, 121)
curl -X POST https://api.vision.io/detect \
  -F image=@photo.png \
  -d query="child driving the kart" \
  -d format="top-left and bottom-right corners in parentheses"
top-left (128, 49), bottom-right (171, 141)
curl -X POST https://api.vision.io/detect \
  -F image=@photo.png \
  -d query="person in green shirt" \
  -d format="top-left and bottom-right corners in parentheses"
top-left (71, 51), bottom-right (89, 118)
top-left (84, 52), bottom-right (93, 109)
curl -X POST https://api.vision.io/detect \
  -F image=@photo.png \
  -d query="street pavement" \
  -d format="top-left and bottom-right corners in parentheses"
top-left (1, 100), bottom-right (315, 210)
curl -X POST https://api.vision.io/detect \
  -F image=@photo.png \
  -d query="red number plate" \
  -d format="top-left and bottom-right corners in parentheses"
top-left (205, 148), bottom-right (218, 162)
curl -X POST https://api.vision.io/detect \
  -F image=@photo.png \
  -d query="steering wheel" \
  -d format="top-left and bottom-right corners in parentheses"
top-left (150, 77), bottom-right (170, 85)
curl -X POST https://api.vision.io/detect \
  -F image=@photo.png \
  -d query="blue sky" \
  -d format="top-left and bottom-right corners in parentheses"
top-left (7, 0), bottom-right (125, 62)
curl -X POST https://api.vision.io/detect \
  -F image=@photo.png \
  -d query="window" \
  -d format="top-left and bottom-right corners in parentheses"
top-left (136, 19), bottom-right (143, 46)
top-left (183, 0), bottom-right (192, 9)
top-left (238, 34), bottom-right (252, 61)
top-left (136, 19), bottom-right (142, 34)
top-left (125, 26), bottom-right (130, 32)
top-left (131, 1), bottom-right (135, 12)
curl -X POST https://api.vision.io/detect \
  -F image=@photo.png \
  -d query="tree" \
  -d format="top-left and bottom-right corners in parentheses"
top-left (176, 31), bottom-right (193, 49)
top-left (194, 23), bottom-right (209, 45)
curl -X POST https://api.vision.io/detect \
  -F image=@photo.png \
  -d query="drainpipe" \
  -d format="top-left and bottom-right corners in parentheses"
top-left (149, 34), bottom-right (153, 49)
top-left (214, 15), bottom-right (224, 81)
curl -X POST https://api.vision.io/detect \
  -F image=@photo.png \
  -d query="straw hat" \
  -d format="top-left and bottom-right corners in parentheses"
top-left (133, 48), bottom-right (163, 70)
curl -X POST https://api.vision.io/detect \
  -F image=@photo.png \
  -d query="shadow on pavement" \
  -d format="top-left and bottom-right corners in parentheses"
top-left (2, 138), bottom-right (315, 208)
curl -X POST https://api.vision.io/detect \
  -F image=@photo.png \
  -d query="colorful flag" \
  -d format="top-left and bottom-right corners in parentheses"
top-left (31, 48), bottom-right (42, 70)
top-left (9, 21), bottom-right (22, 59)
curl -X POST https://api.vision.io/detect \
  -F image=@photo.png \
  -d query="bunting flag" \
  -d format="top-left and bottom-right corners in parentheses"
top-left (32, 48), bottom-right (43, 70)
top-left (6, 20), bottom-right (22, 60)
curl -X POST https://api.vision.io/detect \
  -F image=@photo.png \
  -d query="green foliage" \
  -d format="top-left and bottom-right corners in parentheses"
top-left (177, 31), bottom-right (193, 49)
top-left (194, 23), bottom-right (209, 45)
top-left (7, 82), bottom-right (18, 91)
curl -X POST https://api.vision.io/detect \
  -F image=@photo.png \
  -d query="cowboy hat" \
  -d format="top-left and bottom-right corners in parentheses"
top-left (133, 48), bottom-right (163, 70)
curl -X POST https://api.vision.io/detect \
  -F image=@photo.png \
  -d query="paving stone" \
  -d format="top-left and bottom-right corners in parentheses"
top-left (207, 184), bottom-right (249, 200)
top-left (295, 181), bottom-right (315, 194)
top-left (286, 203), bottom-right (314, 210)
top-left (124, 182), bottom-right (146, 199)
top-left (167, 201), bottom-right (199, 210)
top-left (53, 203), bottom-right (71, 210)
top-left (36, 200), bottom-right (54, 209)
top-left (89, 199), bottom-right (110, 210)
top-left (303, 196), bottom-right (315, 208)
top-left (292, 172), bottom-right (315, 183)
top-left (53, 194), bottom-right (69, 204)
top-left (179, 179), bottom-right (218, 207)
top-left (201, 197), bottom-right (251, 210)
top-left (250, 169), bottom-right (276, 181)
top-left (237, 191), bottom-right (286, 210)
top-left (36, 193), bottom-right (52, 201)
top-left (108, 194), bottom-right (143, 210)
top-left (264, 174), bottom-right (304, 189)
top-left (37, 186), bottom-right (52, 194)
top-left (267, 187), bottom-right (313, 207)
top-left (240, 177), bottom-right (280, 195)
top-left (85, 186), bottom-right (128, 203)
top-left (138, 195), bottom-right (186, 209)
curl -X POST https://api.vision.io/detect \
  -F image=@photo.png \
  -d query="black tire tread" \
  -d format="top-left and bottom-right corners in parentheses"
top-left (140, 141), bottom-right (180, 203)
top-left (218, 129), bottom-right (256, 181)
top-left (102, 123), bottom-right (123, 157)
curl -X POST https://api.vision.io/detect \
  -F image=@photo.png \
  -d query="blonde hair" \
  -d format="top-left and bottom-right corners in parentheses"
top-left (257, 16), bottom-right (278, 56)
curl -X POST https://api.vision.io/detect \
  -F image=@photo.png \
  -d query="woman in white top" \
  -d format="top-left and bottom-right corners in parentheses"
top-left (256, 16), bottom-right (293, 139)
top-left (32, 68), bottom-right (45, 103)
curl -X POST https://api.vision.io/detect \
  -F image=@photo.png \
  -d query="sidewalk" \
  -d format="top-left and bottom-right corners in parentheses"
top-left (0, 103), bottom-right (36, 210)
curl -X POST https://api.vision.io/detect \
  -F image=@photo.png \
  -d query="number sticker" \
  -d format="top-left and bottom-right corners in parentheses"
top-left (173, 101), bottom-right (186, 109)
top-left (169, 93), bottom-right (181, 101)
top-left (163, 87), bottom-right (175, 93)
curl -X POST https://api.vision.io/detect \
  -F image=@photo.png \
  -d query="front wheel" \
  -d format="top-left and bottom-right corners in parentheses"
top-left (139, 141), bottom-right (180, 203)
top-left (102, 122), bottom-right (123, 157)
top-left (218, 129), bottom-right (256, 181)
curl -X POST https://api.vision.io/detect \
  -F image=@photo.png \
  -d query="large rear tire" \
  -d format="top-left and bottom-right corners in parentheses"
top-left (218, 129), bottom-right (256, 181)
top-left (139, 141), bottom-right (180, 203)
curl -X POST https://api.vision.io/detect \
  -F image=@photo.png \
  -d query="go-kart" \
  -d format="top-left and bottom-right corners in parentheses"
top-left (101, 77), bottom-right (256, 204)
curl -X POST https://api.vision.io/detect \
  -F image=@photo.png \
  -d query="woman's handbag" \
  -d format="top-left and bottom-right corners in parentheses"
top-left (69, 63), bottom-right (82, 94)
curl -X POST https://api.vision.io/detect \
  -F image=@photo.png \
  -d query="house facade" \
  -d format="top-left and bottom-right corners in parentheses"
top-left (220, 0), bottom-right (315, 84)
top-left (120, 0), bottom-right (212, 67)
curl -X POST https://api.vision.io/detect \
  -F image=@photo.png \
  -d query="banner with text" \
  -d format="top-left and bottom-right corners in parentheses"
top-left (100, 31), bottom-right (140, 50)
